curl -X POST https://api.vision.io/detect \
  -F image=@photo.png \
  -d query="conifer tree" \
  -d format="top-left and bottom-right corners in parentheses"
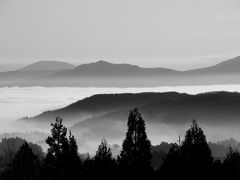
top-left (65, 131), bottom-right (81, 179)
top-left (119, 108), bottom-right (152, 178)
top-left (93, 139), bottom-right (116, 180)
top-left (68, 131), bottom-right (81, 166)
top-left (5, 142), bottom-right (40, 180)
top-left (159, 144), bottom-right (182, 179)
top-left (94, 139), bottom-right (112, 165)
top-left (45, 117), bottom-right (81, 179)
top-left (46, 116), bottom-right (69, 163)
top-left (180, 120), bottom-right (213, 178)
top-left (223, 147), bottom-right (240, 178)
top-left (69, 131), bottom-right (78, 156)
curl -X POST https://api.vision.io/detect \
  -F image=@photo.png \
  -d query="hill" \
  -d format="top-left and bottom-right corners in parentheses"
top-left (25, 56), bottom-right (240, 86)
top-left (19, 61), bottom-right (76, 72)
top-left (23, 92), bottom-right (187, 123)
top-left (186, 56), bottom-right (240, 74)
top-left (2, 56), bottom-right (240, 86)
top-left (0, 61), bottom-right (76, 87)
top-left (20, 91), bottom-right (240, 154)
top-left (24, 91), bottom-right (240, 125)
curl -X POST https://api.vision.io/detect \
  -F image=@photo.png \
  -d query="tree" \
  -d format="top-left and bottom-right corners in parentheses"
top-left (2, 142), bottom-right (40, 180)
top-left (180, 120), bottom-right (213, 179)
top-left (158, 144), bottom-right (182, 179)
top-left (65, 131), bottom-right (82, 179)
top-left (91, 139), bottom-right (115, 179)
top-left (44, 117), bottom-right (81, 180)
top-left (46, 116), bottom-right (69, 163)
top-left (94, 139), bottom-right (112, 166)
top-left (223, 147), bottom-right (240, 178)
top-left (68, 131), bottom-right (78, 155)
top-left (68, 131), bottom-right (81, 165)
top-left (0, 137), bottom-right (43, 170)
top-left (119, 108), bottom-right (152, 179)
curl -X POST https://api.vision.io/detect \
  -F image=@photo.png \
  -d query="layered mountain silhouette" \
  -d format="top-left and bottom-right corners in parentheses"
top-left (186, 56), bottom-right (240, 74)
top-left (23, 91), bottom-right (240, 128)
top-left (0, 61), bottom-right (76, 87)
top-left (18, 61), bottom-right (76, 72)
top-left (1, 56), bottom-right (240, 87)
top-left (53, 60), bottom-right (179, 76)
top-left (20, 91), bottom-right (240, 151)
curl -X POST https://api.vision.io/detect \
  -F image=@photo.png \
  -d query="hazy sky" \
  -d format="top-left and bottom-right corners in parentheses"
top-left (0, 0), bottom-right (240, 71)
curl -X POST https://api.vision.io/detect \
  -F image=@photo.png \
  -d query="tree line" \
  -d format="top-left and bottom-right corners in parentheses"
top-left (0, 108), bottom-right (240, 180)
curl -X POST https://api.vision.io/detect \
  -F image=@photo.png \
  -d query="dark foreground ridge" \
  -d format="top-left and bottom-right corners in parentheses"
top-left (25, 91), bottom-right (240, 126)
top-left (2, 108), bottom-right (240, 180)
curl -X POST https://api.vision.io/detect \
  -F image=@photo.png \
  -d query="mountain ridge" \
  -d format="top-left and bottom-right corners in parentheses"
top-left (22, 91), bottom-right (240, 125)
top-left (18, 91), bottom-right (240, 145)
top-left (185, 56), bottom-right (240, 74)
top-left (18, 60), bottom-right (76, 72)
top-left (1, 56), bottom-right (240, 87)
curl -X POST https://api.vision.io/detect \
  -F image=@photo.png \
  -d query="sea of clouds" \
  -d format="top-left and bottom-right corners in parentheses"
top-left (1, 85), bottom-right (240, 152)
top-left (1, 84), bottom-right (240, 132)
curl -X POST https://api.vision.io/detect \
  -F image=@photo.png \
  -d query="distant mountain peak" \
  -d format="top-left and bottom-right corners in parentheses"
top-left (89, 60), bottom-right (116, 66)
top-left (73, 60), bottom-right (140, 71)
top-left (89, 60), bottom-right (136, 67)
top-left (19, 60), bottom-right (76, 72)
top-left (209, 56), bottom-right (240, 72)
top-left (186, 55), bottom-right (240, 73)
top-left (95, 60), bottom-right (109, 64)
top-left (217, 56), bottom-right (240, 65)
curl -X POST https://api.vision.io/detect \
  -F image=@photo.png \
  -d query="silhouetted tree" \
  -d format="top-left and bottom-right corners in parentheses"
top-left (68, 131), bottom-right (81, 164)
top-left (0, 137), bottom-right (44, 170)
top-left (91, 139), bottom-right (116, 180)
top-left (68, 131), bottom-right (78, 155)
top-left (44, 117), bottom-right (81, 180)
top-left (64, 131), bottom-right (82, 179)
top-left (1, 142), bottom-right (40, 180)
top-left (82, 154), bottom-right (95, 179)
top-left (82, 153), bottom-right (93, 169)
top-left (46, 117), bottom-right (68, 163)
top-left (158, 120), bottom-right (213, 179)
top-left (180, 120), bottom-right (213, 179)
top-left (158, 143), bottom-right (182, 179)
top-left (212, 159), bottom-right (224, 179)
top-left (4, 112), bottom-right (240, 180)
top-left (223, 147), bottom-right (240, 178)
top-left (119, 108), bottom-right (152, 179)
top-left (94, 139), bottom-right (112, 164)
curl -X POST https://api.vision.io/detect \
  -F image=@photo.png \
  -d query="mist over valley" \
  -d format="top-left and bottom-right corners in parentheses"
top-left (2, 86), bottom-right (240, 154)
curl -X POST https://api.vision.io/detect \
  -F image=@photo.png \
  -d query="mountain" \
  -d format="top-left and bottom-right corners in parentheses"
top-left (0, 61), bottom-right (76, 87)
top-left (39, 60), bottom-right (180, 87)
top-left (36, 56), bottom-right (240, 86)
top-left (23, 91), bottom-right (240, 127)
top-left (19, 60), bottom-right (76, 72)
top-left (186, 56), bottom-right (240, 74)
top-left (22, 92), bottom-right (186, 123)
top-left (54, 60), bottom-right (178, 76)
top-left (68, 92), bottom-right (240, 140)
top-left (21, 91), bottom-right (240, 153)
top-left (2, 56), bottom-right (240, 87)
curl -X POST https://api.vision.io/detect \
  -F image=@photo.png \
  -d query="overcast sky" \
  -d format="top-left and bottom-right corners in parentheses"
top-left (0, 0), bottom-right (240, 71)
